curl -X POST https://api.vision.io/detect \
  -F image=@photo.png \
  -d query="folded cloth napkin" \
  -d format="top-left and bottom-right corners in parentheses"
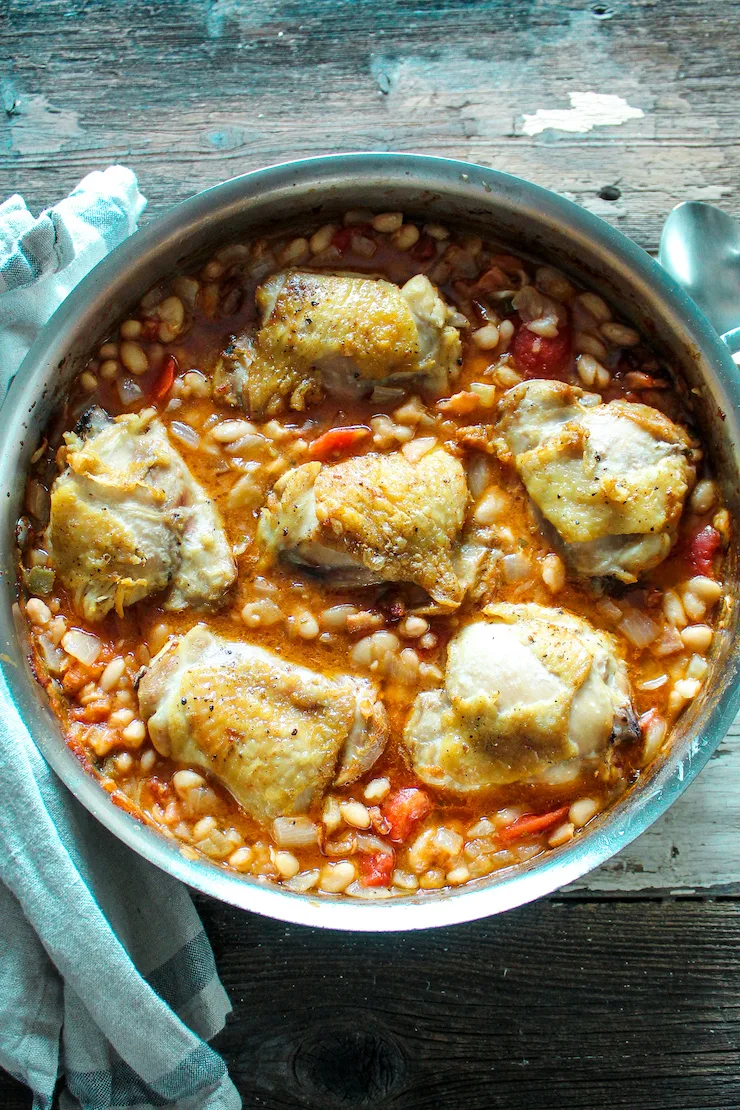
top-left (0, 168), bottom-right (241, 1110)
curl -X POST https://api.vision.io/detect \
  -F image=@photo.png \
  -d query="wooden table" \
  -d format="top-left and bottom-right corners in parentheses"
top-left (3, 1), bottom-right (740, 1105)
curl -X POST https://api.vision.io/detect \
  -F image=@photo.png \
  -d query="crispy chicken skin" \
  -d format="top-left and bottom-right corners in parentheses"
top-left (138, 624), bottom-right (389, 823)
top-left (257, 447), bottom-right (469, 613)
top-left (47, 408), bottom-right (236, 621)
top-left (496, 379), bottom-right (695, 582)
top-left (404, 603), bottom-right (638, 792)
top-left (213, 271), bottom-right (462, 417)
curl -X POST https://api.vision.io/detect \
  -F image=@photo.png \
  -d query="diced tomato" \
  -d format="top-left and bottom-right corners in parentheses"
top-left (308, 425), bottom-right (370, 460)
top-left (141, 317), bottom-right (161, 342)
top-left (498, 806), bottom-right (570, 843)
top-left (151, 355), bottom-right (177, 401)
top-left (509, 315), bottom-right (572, 379)
top-left (359, 850), bottom-right (395, 887)
top-left (411, 234), bottom-right (436, 262)
top-left (331, 227), bottom-right (354, 252)
top-left (62, 664), bottom-right (92, 695)
top-left (688, 525), bottom-right (721, 576)
top-left (382, 788), bottom-right (433, 843)
top-left (147, 778), bottom-right (171, 806)
top-left (472, 265), bottom-right (512, 296)
top-left (72, 702), bottom-right (111, 724)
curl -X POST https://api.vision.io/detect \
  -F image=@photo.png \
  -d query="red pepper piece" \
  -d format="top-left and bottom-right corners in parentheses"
top-left (498, 806), bottom-right (570, 843)
top-left (382, 788), bottom-right (433, 843)
top-left (308, 425), bottom-right (370, 461)
top-left (151, 355), bottom-right (177, 401)
top-left (359, 851), bottom-right (395, 887)
top-left (688, 525), bottom-right (721, 576)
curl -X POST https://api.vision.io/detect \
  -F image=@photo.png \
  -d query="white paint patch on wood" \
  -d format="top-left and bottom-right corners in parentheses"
top-left (569, 716), bottom-right (740, 894)
top-left (522, 92), bottom-right (644, 136)
top-left (8, 94), bottom-right (82, 156)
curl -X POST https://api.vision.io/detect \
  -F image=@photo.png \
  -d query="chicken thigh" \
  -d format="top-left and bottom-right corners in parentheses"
top-left (257, 446), bottom-right (469, 613)
top-left (496, 379), bottom-right (695, 582)
top-left (404, 603), bottom-right (638, 792)
top-left (213, 271), bottom-right (462, 417)
top-left (47, 408), bottom-right (236, 621)
top-left (138, 624), bottom-right (389, 823)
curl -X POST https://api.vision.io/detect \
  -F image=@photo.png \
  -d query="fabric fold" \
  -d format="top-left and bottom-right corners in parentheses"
top-left (0, 167), bottom-right (240, 1110)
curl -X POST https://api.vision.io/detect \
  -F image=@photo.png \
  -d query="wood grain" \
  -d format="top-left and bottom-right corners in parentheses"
top-left (9, 898), bottom-right (740, 1109)
top-left (2, 0), bottom-right (740, 250)
top-left (3, 1), bottom-right (740, 1105)
top-left (199, 896), bottom-right (740, 1109)
top-left (569, 720), bottom-right (740, 896)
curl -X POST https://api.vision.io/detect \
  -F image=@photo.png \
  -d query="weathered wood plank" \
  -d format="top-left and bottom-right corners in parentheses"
top-left (2, 0), bottom-right (740, 250)
top-left (1, 0), bottom-right (740, 898)
top-left (201, 897), bottom-right (740, 1109)
top-left (3, 4), bottom-right (740, 1107)
top-left (6, 898), bottom-right (740, 1109)
top-left (569, 720), bottom-right (740, 895)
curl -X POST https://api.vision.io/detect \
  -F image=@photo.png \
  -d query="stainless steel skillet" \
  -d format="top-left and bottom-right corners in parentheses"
top-left (1, 153), bottom-right (738, 931)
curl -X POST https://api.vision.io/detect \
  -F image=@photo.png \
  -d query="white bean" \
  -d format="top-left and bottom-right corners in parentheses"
top-left (391, 224), bottom-right (420, 251)
top-left (680, 625), bottom-right (713, 653)
top-left (472, 323), bottom-right (500, 350)
top-left (340, 801), bottom-right (372, 829)
top-left (541, 553), bottom-right (565, 593)
top-left (274, 851), bottom-right (301, 879)
top-left (121, 719), bottom-right (146, 744)
top-left (309, 224), bottom-right (337, 253)
top-left (364, 778), bottom-right (391, 802)
top-left (100, 657), bottom-right (126, 691)
top-left (690, 479), bottom-right (717, 515)
top-left (319, 861), bottom-right (356, 893)
top-left (600, 321), bottom-right (639, 347)
top-left (372, 211), bottom-right (403, 233)
top-left (687, 576), bottom-right (722, 605)
top-left (119, 341), bottom-right (149, 375)
top-left (173, 769), bottom-right (206, 796)
top-left (576, 291), bottom-right (611, 323)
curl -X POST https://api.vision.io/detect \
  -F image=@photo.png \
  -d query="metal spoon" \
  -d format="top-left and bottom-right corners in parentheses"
top-left (659, 200), bottom-right (740, 362)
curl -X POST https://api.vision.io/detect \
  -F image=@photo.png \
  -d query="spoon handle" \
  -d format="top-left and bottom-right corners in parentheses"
top-left (720, 327), bottom-right (740, 366)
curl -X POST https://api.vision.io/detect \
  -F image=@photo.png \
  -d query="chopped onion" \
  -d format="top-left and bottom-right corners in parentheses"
top-left (467, 456), bottom-right (492, 499)
top-left (117, 376), bottom-right (143, 406)
top-left (596, 598), bottom-right (623, 624)
top-left (169, 421), bottom-right (201, 448)
top-left (651, 626), bottom-right (684, 657)
top-left (345, 881), bottom-right (397, 900)
top-left (371, 386), bottom-right (406, 405)
top-left (61, 629), bottom-right (102, 666)
top-left (37, 634), bottom-right (67, 675)
top-left (502, 552), bottom-right (531, 583)
top-left (638, 674), bottom-right (668, 692)
top-left (401, 436), bottom-right (437, 464)
top-left (284, 869), bottom-right (320, 893)
top-left (225, 433), bottom-right (267, 455)
top-left (25, 480), bottom-right (50, 524)
top-left (355, 834), bottom-right (392, 855)
top-left (272, 816), bottom-right (319, 848)
top-left (618, 609), bottom-right (659, 648)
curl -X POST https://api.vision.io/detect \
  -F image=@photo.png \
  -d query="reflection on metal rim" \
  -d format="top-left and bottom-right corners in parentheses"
top-left (2, 153), bottom-right (739, 931)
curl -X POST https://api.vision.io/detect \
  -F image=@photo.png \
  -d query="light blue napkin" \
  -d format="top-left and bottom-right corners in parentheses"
top-left (0, 168), bottom-right (241, 1110)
